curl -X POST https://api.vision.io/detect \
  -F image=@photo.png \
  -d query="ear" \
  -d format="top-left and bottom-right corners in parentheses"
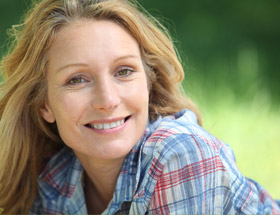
top-left (39, 103), bottom-right (56, 123)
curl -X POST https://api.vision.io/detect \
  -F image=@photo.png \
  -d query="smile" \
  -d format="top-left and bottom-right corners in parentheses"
top-left (85, 116), bottom-right (130, 130)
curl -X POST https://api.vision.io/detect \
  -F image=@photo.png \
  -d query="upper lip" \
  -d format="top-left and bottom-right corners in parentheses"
top-left (85, 116), bottom-right (129, 125)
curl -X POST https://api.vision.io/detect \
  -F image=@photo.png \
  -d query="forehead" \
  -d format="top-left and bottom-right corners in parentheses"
top-left (51, 19), bottom-right (138, 52)
top-left (47, 19), bottom-right (142, 69)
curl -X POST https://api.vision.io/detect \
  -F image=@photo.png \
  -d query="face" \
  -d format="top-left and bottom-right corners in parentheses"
top-left (41, 20), bottom-right (149, 162)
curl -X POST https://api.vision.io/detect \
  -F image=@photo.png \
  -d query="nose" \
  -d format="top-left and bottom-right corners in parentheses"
top-left (91, 77), bottom-right (120, 111)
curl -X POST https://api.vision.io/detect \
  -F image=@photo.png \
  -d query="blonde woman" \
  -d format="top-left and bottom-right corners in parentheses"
top-left (0, 0), bottom-right (279, 214)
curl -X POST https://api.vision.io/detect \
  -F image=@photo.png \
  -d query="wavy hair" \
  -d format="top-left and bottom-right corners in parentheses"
top-left (0, 0), bottom-right (201, 213)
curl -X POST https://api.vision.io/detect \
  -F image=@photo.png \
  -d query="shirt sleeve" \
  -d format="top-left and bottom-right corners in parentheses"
top-left (147, 133), bottom-right (280, 215)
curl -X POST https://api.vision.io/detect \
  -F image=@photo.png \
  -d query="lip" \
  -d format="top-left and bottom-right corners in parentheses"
top-left (86, 116), bottom-right (127, 124)
top-left (84, 115), bottom-right (131, 134)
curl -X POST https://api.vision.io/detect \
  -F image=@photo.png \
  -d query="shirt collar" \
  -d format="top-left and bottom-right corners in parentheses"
top-left (37, 117), bottom-right (162, 213)
top-left (102, 117), bottom-right (161, 213)
top-left (38, 147), bottom-right (83, 198)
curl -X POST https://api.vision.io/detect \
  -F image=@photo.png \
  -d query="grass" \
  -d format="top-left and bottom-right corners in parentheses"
top-left (187, 80), bottom-right (280, 199)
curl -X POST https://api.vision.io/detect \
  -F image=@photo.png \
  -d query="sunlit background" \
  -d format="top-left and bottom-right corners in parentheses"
top-left (1, 0), bottom-right (279, 198)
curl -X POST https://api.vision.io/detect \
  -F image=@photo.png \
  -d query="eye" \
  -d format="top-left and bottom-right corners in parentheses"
top-left (67, 75), bottom-right (88, 85)
top-left (115, 68), bottom-right (133, 77)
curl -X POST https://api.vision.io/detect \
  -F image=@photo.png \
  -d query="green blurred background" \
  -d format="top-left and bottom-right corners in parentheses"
top-left (0, 0), bottom-right (279, 198)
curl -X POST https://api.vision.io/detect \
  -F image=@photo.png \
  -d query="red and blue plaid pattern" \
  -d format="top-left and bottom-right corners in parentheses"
top-left (30, 109), bottom-right (280, 214)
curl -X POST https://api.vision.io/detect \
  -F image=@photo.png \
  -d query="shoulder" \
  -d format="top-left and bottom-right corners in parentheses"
top-left (136, 110), bottom-right (280, 214)
top-left (135, 110), bottom-right (237, 214)
top-left (142, 109), bottom-right (235, 166)
top-left (137, 109), bottom-right (237, 195)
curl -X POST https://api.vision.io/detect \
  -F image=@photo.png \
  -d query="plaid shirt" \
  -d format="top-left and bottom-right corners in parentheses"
top-left (30, 109), bottom-right (280, 214)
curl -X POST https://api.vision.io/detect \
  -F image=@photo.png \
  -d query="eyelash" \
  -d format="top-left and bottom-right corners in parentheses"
top-left (65, 67), bottom-right (135, 86)
top-left (67, 75), bottom-right (88, 85)
top-left (115, 67), bottom-right (134, 77)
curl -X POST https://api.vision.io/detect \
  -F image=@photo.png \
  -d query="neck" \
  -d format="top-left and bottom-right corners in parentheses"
top-left (76, 154), bottom-right (125, 214)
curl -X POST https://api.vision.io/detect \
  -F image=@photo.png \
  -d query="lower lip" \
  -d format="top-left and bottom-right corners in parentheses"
top-left (85, 116), bottom-right (130, 134)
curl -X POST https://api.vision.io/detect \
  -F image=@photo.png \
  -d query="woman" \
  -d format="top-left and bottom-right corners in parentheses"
top-left (0, 0), bottom-right (279, 214)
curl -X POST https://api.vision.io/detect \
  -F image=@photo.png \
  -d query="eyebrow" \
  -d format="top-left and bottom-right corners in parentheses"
top-left (56, 54), bottom-right (139, 73)
top-left (113, 54), bottom-right (139, 63)
top-left (56, 63), bottom-right (87, 73)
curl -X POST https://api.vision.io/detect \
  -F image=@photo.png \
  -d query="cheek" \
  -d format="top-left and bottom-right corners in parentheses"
top-left (126, 80), bottom-right (149, 109)
top-left (126, 81), bottom-right (149, 124)
top-left (51, 94), bottom-right (88, 146)
top-left (49, 91), bottom-right (89, 125)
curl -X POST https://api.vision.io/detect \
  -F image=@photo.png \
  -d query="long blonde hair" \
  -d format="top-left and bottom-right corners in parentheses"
top-left (0, 0), bottom-right (201, 213)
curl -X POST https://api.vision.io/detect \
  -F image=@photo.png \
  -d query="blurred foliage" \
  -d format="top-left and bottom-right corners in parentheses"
top-left (0, 0), bottom-right (29, 56)
top-left (0, 0), bottom-right (279, 198)
top-left (140, 0), bottom-right (280, 104)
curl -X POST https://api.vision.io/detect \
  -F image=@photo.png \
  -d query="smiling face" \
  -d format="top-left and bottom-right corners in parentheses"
top-left (41, 19), bottom-right (149, 161)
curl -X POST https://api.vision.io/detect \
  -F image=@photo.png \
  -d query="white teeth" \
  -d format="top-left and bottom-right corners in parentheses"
top-left (89, 119), bottom-right (125, 130)
top-left (110, 122), bottom-right (117, 128)
top-left (116, 120), bottom-right (121, 126)
top-left (103, 123), bottom-right (110, 129)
